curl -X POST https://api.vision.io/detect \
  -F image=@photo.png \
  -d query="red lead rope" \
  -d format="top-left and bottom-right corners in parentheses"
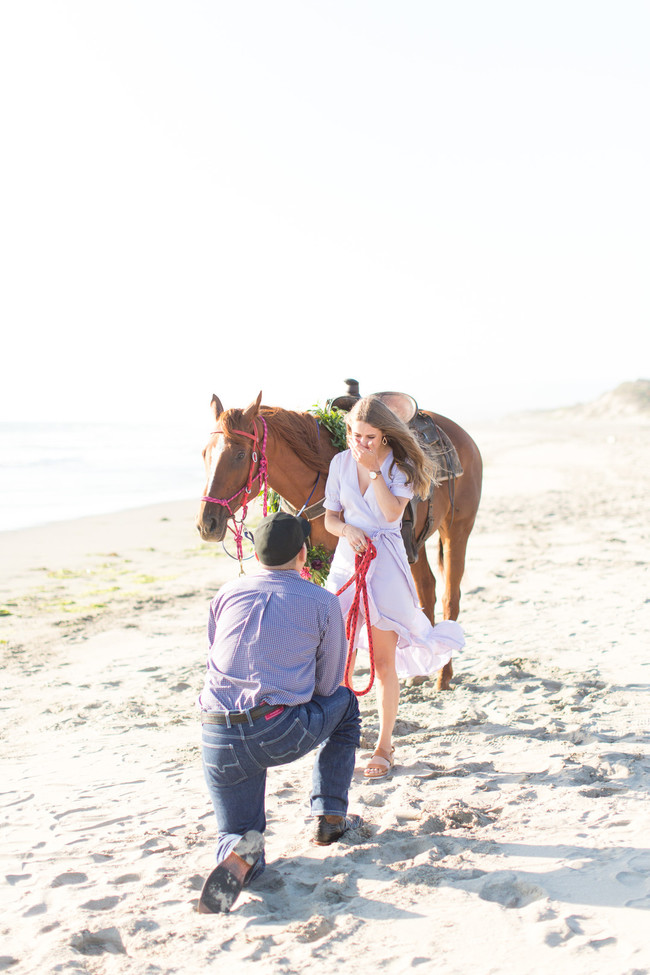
top-left (335, 540), bottom-right (377, 697)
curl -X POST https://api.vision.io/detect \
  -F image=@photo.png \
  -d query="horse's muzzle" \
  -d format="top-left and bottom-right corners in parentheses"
top-left (195, 502), bottom-right (228, 542)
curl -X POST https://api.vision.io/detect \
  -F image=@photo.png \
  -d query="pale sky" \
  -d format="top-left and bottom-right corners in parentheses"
top-left (1, 1), bottom-right (648, 428)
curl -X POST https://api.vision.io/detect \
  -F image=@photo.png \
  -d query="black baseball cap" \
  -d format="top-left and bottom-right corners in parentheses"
top-left (254, 512), bottom-right (310, 566)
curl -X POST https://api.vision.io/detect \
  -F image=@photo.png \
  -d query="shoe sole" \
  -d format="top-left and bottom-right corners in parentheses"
top-left (197, 830), bottom-right (264, 914)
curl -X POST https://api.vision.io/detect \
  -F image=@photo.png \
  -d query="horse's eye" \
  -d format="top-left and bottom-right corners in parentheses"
top-left (235, 450), bottom-right (246, 462)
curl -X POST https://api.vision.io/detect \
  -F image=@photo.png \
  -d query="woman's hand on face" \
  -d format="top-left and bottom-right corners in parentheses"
top-left (349, 439), bottom-right (379, 471)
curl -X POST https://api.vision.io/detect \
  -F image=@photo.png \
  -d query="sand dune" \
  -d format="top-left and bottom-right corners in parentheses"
top-left (548, 378), bottom-right (650, 420)
top-left (1, 405), bottom-right (649, 974)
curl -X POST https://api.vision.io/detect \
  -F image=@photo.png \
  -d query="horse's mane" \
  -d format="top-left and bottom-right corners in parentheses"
top-left (220, 405), bottom-right (335, 476)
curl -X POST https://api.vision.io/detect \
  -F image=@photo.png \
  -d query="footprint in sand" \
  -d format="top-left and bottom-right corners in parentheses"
top-left (111, 873), bottom-right (140, 886)
top-left (479, 875), bottom-right (546, 909)
top-left (393, 718), bottom-right (425, 735)
top-left (148, 875), bottom-right (170, 889)
top-left (127, 918), bottom-right (160, 934)
top-left (22, 903), bottom-right (47, 918)
top-left (543, 913), bottom-right (588, 945)
top-left (70, 927), bottom-right (126, 956)
top-left (580, 787), bottom-right (621, 797)
top-left (51, 871), bottom-right (88, 887)
top-left (617, 859), bottom-right (650, 908)
top-left (80, 895), bottom-right (122, 910)
top-left (616, 870), bottom-right (646, 888)
top-left (140, 837), bottom-right (174, 856)
top-left (292, 879), bottom-right (319, 895)
top-left (437, 801), bottom-right (498, 830)
top-left (253, 869), bottom-right (285, 892)
top-left (361, 792), bottom-right (386, 808)
top-left (290, 915), bottom-right (335, 943)
top-left (587, 936), bottom-right (618, 948)
top-left (625, 895), bottom-right (650, 910)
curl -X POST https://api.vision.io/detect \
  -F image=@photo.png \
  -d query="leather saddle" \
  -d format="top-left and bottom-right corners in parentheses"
top-left (331, 379), bottom-right (463, 562)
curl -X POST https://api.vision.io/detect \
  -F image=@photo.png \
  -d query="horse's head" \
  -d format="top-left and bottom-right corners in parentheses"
top-left (196, 392), bottom-right (264, 542)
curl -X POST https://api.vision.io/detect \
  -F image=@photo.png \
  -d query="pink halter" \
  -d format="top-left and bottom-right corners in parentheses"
top-left (201, 415), bottom-right (269, 566)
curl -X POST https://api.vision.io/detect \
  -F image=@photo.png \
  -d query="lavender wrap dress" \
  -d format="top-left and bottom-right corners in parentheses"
top-left (324, 449), bottom-right (464, 678)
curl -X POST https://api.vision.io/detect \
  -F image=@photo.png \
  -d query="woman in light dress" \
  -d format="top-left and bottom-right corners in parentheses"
top-left (324, 396), bottom-right (465, 780)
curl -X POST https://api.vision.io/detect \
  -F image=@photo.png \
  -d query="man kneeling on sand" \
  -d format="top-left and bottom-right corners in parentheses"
top-left (198, 512), bottom-right (362, 914)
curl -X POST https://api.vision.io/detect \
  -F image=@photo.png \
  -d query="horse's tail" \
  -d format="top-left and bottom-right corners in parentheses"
top-left (438, 536), bottom-right (445, 577)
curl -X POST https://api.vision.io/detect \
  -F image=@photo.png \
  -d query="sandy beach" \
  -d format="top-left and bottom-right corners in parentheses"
top-left (2, 402), bottom-right (649, 974)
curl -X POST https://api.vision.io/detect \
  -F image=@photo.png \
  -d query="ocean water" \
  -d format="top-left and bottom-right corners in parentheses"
top-left (0, 422), bottom-right (206, 532)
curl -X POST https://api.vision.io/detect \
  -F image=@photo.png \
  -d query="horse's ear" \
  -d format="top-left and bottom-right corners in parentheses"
top-left (210, 395), bottom-right (224, 421)
top-left (243, 391), bottom-right (263, 422)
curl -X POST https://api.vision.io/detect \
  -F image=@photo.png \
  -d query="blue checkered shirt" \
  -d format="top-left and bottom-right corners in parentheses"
top-left (199, 568), bottom-right (348, 712)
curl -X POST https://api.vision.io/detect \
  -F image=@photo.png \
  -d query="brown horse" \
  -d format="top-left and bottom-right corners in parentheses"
top-left (196, 392), bottom-right (482, 689)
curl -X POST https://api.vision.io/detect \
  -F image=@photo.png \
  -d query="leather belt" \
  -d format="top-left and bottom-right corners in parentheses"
top-left (201, 703), bottom-right (284, 725)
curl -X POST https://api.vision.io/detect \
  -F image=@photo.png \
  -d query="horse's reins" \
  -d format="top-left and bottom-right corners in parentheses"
top-left (336, 541), bottom-right (377, 696)
top-left (201, 416), bottom-right (269, 570)
top-left (202, 415), bottom-right (376, 694)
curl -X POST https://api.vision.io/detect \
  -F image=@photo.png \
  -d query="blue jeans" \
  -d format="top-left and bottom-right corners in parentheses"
top-left (201, 686), bottom-right (360, 876)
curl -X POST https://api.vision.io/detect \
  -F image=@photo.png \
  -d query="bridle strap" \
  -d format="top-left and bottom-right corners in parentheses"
top-left (201, 416), bottom-right (269, 569)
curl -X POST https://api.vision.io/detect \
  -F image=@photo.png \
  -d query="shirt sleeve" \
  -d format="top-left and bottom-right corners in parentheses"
top-left (323, 452), bottom-right (343, 512)
top-left (313, 595), bottom-right (347, 696)
top-left (389, 462), bottom-right (414, 500)
top-left (207, 590), bottom-right (223, 649)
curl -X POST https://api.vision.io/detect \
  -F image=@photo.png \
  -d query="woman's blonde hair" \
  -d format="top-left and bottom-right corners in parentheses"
top-left (346, 396), bottom-right (436, 498)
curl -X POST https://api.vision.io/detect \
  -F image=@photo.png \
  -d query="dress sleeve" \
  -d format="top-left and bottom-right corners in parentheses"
top-left (323, 452), bottom-right (343, 512)
top-left (389, 463), bottom-right (414, 500)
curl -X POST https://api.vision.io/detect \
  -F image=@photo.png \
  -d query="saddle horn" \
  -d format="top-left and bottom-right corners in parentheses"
top-left (331, 378), bottom-right (361, 413)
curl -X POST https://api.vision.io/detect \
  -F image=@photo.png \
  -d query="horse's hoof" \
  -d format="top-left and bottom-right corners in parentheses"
top-left (406, 675), bottom-right (428, 687)
top-left (436, 661), bottom-right (454, 691)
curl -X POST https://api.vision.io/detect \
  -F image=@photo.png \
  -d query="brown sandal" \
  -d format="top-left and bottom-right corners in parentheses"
top-left (363, 746), bottom-right (395, 780)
